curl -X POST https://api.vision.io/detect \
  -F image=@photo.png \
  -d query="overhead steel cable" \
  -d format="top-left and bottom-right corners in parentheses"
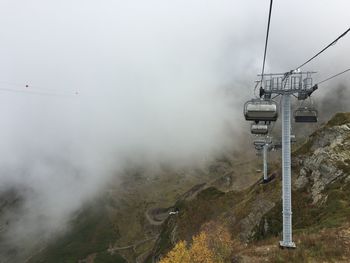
top-left (316, 68), bottom-right (350, 85)
top-left (0, 80), bottom-right (79, 97)
top-left (0, 87), bottom-right (77, 97)
top-left (255, 0), bottom-right (273, 98)
top-left (293, 27), bottom-right (350, 71)
top-left (260, 0), bottom-right (273, 81)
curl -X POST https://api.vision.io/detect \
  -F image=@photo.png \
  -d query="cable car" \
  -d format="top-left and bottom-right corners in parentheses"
top-left (291, 134), bottom-right (296, 143)
top-left (244, 99), bottom-right (278, 122)
top-left (251, 123), bottom-right (269, 135)
top-left (255, 145), bottom-right (263, 150)
top-left (294, 107), bottom-right (318, 123)
top-left (253, 139), bottom-right (266, 147)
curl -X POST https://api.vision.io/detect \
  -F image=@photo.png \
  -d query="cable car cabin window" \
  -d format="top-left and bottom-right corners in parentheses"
top-left (244, 100), bottom-right (278, 122)
top-left (294, 107), bottom-right (318, 123)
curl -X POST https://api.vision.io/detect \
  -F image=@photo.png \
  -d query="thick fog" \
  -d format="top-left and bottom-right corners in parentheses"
top-left (0, 0), bottom-right (349, 259)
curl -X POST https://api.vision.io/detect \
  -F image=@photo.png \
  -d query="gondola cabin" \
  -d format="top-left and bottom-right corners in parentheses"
top-left (294, 107), bottom-right (318, 123)
top-left (253, 139), bottom-right (266, 147)
top-left (251, 124), bottom-right (269, 135)
top-left (255, 144), bottom-right (263, 150)
top-left (290, 134), bottom-right (296, 143)
top-left (244, 99), bottom-right (278, 122)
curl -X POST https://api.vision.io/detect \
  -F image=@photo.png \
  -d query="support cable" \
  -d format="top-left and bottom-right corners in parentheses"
top-left (255, 0), bottom-right (273, 98)
top-left (294, 27), bottom-right (350, 71)
top-left (0, 80), bottom-right (79, 96)
top-left (0, 87), bottom-right (77, 97)
top-left (316, 68), bottom-right (350, 85)
top-left (260, 0), bottom-right (273, 82)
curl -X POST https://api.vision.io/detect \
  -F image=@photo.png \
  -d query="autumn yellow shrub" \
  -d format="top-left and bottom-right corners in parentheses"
top-left (159, 241), bottom-right (191, 263)
top-left (201, 221), bottom-right (234, 262)
top-left (190, 232), bottom-right (217, 263)
top-left (160, 221), bottom-right (234, 263)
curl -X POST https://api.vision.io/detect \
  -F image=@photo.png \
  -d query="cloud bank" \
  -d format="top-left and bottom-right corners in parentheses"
top-left (0, 0), bottom-right (349, 259)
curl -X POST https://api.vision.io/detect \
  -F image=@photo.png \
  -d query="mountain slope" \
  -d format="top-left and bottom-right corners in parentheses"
top-left (150, 112), bottom-right (350, 263)
top-left (19, 148), bottom-right (261, 262)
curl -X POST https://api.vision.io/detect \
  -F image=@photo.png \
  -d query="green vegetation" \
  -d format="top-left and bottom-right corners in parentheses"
top-left (326, 112), bottom-right (350, 127)
top-left (29, 200), bottom-right (124, 263)
top-left (153, 187), bottom-right (242, 259)
top-left (28, 156), bottom-right (260, 263)
top-left (94, 251), bottom-right (127, 263)
top-left (152, 112), bottom-right (350, 262)
top-left (292, 137), bottom-right (314, 156)
top-left (27, 112), bottom-right (350, 262)
top-left (266, 228), bottom-right (348, 263)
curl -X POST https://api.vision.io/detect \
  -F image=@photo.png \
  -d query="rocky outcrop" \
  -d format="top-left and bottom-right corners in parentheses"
top-left (295, 117), bottom-right (350, 204)
top-left (150, 113), bottom-right (350, 261)
top-left (239, 198), bottom-right (275, 241)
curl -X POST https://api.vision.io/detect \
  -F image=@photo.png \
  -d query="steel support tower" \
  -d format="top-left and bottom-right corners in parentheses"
top-left (280, 94), bottom-right (294, 247)
top-left (259, 71), bottom-right (316, 248)
top-left (263, 143), bottom-right (268, 181)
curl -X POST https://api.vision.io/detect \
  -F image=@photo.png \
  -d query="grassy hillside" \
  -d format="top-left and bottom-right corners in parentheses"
top-left (28, 199), bottom-right (126, 263)
top-left (24, 149), bottom-right (261, 262)
top-left (150, 112), bottom-right (350, 263)
top-left (23, 110), bottom-right (350, 263)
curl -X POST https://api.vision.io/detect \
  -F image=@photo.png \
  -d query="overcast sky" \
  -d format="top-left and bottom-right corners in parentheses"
top-left (0, 0), bottom-right (349, 259)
